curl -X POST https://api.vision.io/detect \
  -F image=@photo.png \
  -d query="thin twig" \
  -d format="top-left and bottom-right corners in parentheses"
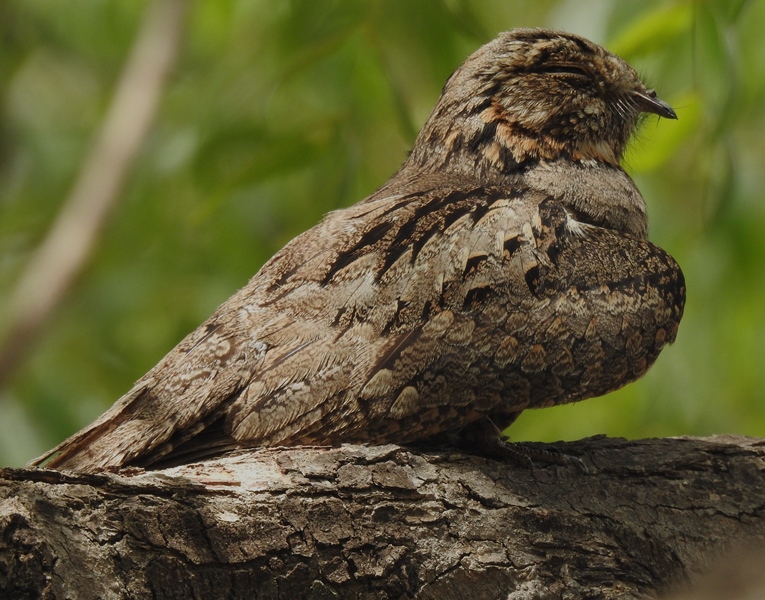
top-left (0, 0), bottom-right (189, 387)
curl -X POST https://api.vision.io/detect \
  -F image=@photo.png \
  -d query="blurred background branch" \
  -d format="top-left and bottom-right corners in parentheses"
top-left (0, 0), bottom-right (188, 387)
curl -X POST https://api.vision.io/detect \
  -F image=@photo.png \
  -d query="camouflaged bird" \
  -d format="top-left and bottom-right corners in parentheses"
top-left (33, 28), bottom-right (685, 471)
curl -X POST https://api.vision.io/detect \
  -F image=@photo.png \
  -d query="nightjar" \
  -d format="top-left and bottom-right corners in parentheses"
top-left (33, 29), bottom-right (685, 471)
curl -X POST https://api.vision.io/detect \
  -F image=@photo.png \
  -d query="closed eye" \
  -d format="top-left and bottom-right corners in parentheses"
top-left (540, 64), bottom-right (589, 77)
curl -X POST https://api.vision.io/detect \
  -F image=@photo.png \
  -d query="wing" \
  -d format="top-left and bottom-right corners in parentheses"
top-left (223, 179), bottom-right (559, 446)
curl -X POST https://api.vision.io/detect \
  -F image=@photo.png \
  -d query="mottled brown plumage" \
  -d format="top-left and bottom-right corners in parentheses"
top-left (32, 29), bottom-right (685, 471)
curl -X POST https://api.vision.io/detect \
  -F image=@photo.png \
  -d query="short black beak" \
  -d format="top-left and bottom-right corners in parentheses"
top-left (633, 89), bottom-right (677, 120)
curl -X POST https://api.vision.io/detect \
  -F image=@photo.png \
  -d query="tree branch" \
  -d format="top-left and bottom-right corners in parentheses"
top-left (2, 435), bottom-right (765, 599)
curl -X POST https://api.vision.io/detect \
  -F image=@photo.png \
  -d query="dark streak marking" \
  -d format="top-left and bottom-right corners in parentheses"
top-left (463, 285), bottom-right (493, 310)
top-left (266, 263), bottom-right (302, 294)
top-left (470, 188), bottom-right (503, 224)
top-left (410, 221), bottom-right (443, 264)
top-left (371, 192), bottom-right (428, 218)
top-left (382, 299), bottom-right (411, 336)
top-left (463, 254), bottom-right (488, 277)
top-left (332, 306), bottom-right (348, 327)
top-left (370, 329), bottom-right (422, 374)
top-left (421, 300), bottom-right (433, 322)
top-left (322, 220), bottom-right (395, 285)
top-left (547, 243), bottom-right (561, 266)
top-left (504, 236), bottom-right (522, 257)
top-left (524, 265), bottom-right (540, 295)
top-left (442, 205), bottom-right (472, 230)
top-left (469, 123), bottom-right (498, 152)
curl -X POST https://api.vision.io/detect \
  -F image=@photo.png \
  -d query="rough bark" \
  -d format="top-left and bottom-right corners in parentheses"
top-left (2, 435), bottom-right (765, 600)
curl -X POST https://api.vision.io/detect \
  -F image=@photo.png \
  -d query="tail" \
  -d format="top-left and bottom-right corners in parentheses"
top-left (29, 383), bottom-right (156, 471)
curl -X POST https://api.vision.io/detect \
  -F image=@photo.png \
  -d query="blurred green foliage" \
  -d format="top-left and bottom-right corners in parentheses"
top-left (1, 0), bottom-right (764, 467)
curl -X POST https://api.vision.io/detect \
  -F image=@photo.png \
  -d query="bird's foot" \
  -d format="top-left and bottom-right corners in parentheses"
top-left (459, 416), bottom-right (589, 472)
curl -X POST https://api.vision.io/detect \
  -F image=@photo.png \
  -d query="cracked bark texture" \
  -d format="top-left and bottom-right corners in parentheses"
top-left (2, 435), bottom-right (765, 600)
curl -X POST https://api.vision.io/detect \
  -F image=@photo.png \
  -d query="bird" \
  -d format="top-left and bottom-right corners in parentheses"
top-left (31, 28), bottom-right (685, 472)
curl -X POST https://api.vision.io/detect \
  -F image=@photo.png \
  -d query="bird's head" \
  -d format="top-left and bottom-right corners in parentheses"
top-left (407, 29), bottom-right (676, 176)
